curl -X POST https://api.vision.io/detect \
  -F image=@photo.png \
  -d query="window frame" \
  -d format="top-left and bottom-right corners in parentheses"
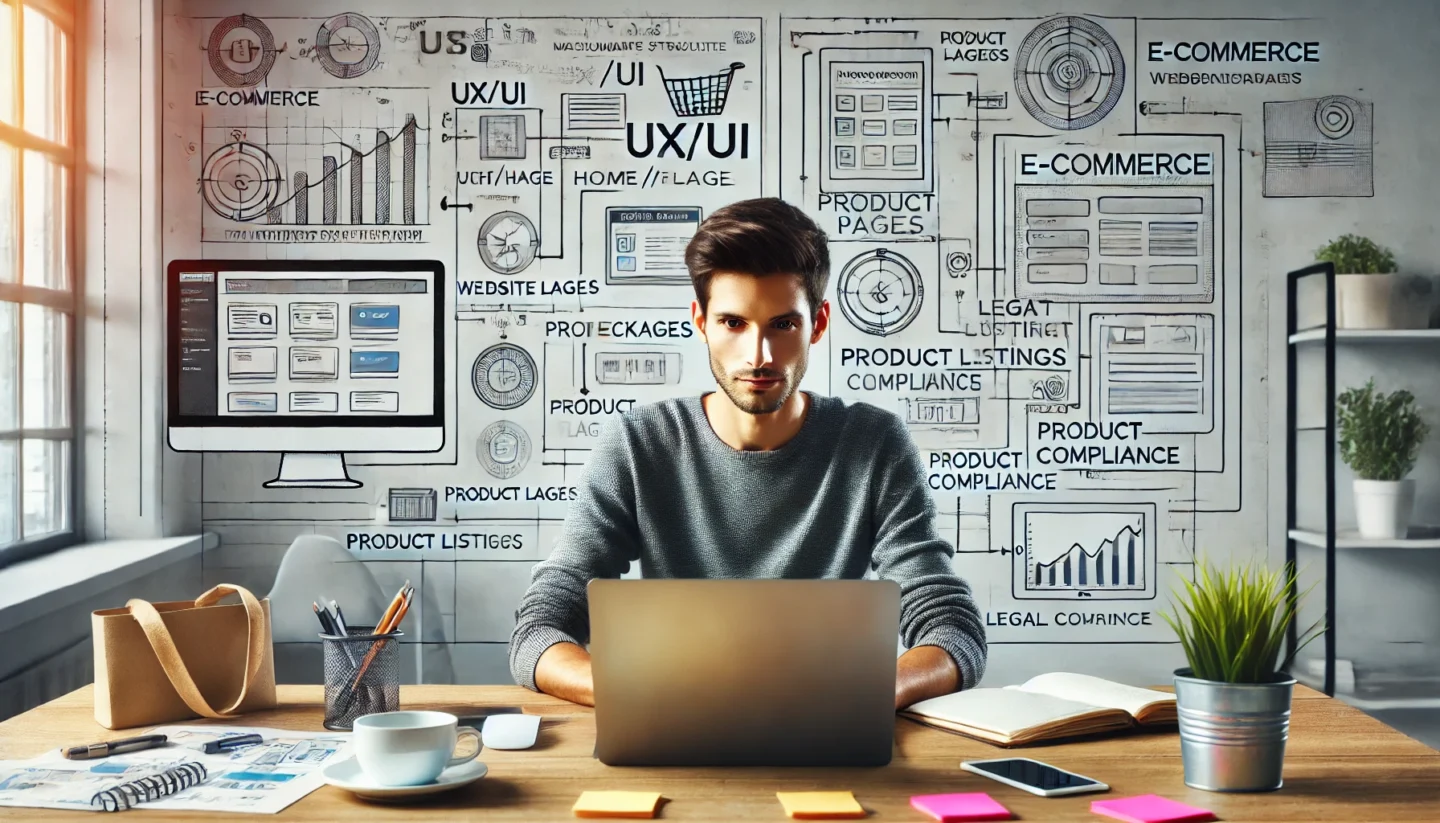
top-left (0, 0), bottom-right (82, 569)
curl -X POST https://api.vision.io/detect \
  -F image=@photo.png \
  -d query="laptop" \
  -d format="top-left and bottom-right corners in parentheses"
top-left (587, 578), bottom-right (900, 767)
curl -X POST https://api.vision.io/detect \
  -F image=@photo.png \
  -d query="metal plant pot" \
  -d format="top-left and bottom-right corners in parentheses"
top-left (1174, 668), bottom-right (1295, 792)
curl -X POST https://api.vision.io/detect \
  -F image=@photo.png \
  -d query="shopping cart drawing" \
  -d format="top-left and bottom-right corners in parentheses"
top-left (657, 62), bottom-right (745, 117)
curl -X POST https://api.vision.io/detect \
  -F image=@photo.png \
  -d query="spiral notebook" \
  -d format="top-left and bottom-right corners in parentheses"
top-left (0, 725), bottom-right (350, 814)
top-left (0, 760), bottom-right (208, 812)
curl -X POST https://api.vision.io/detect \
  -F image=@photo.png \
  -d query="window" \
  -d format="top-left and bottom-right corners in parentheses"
top-left (0, 0), bottom-right (78, 566)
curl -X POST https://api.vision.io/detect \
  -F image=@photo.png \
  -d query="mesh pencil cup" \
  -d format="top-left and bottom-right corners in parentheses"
top-left (322, 626), bottom-right (402, 730)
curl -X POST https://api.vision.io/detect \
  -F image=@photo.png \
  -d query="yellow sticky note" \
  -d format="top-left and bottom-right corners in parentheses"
top-left (572, 790), bottom-right (665, 819)
top-left (776, 791), bottom-right (867, 819)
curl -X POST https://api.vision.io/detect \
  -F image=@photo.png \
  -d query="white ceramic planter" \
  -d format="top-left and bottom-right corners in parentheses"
top-left (1335, 274), bottom-right (1393, 329)
top-left (1354, 478), bottom-right (1415, 539)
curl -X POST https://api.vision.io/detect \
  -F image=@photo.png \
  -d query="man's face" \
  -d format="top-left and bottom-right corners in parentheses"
top-left (692, 272), bottom-right (830, 416)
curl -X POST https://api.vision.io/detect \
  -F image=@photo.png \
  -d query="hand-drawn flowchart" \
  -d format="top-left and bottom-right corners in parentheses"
top-left (778, 14), bottom-right (1338, 648)
top-left (162, 8), bottom-right (1352, 677)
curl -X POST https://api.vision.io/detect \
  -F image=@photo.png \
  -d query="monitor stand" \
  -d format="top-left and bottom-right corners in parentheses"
top-left (263, 453), bottom-right (361, 489)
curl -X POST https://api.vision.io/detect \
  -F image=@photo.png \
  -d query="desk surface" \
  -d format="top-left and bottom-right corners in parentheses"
top-left (1, 684), bottom-right (1437, 821)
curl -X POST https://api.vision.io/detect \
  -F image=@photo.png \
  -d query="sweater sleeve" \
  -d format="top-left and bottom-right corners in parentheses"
top-left (508, 415), bottom-right (642, 690)
top-left (868, 412), bottom-right (989, 690)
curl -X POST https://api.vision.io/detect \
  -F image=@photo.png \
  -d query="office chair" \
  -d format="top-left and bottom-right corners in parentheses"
top-left (266, 535), bottom-right (391, 684)
top-left (265, 534), bottom-right (455, 685)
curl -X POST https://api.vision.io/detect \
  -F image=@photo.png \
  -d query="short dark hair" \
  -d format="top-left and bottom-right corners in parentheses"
top-left (684, 198), bottom-right (830, 319)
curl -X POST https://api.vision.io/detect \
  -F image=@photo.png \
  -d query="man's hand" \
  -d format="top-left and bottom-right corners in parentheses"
top-left (895, 645), bottom-right (962, 710)
top-left (534, 642), bottom-right (596, 707)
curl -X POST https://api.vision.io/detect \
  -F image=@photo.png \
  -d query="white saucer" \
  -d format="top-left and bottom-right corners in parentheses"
top-left (321, 757), bottom-right (487, 801)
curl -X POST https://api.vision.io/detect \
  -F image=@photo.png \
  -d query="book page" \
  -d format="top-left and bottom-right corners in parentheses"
top-left (1014, 672), bottom-right (1175, 717)
top-left (903, 687), bottom-right (1112, 738)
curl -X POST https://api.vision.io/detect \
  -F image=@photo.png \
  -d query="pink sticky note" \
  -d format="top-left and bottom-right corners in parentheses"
top-left (910, 793), bottom-right (1013, 822)
top-left (1090, 794), bottom-right (1217, 823)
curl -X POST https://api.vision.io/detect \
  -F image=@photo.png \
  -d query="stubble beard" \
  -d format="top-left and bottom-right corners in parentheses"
top-left (709, 347), bottom-right (809, 416)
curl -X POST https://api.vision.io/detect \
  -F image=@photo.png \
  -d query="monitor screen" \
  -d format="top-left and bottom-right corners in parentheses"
top-left (167, 259), bottom-right (444, 428)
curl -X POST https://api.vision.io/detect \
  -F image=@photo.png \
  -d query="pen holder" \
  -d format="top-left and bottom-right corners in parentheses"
top-left (321, 626), bottom-right (402, 730)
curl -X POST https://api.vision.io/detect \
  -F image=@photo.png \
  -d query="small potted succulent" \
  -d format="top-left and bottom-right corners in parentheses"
top-left (1315, 234), bottom-right (1408, 329)
top-left (1337, 379), bottom-right (1430, 539)
top-left (1162, 557), bottom-right (1324, 792)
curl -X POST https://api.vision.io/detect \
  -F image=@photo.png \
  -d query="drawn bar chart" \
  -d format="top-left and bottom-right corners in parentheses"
top-left (255, 116), bottom-right (418, 226)
top-left (1012, 502), bottom-right (1157, 600)
top-left (200, 96), bottom-right (429, 241)
top-left (1031, 518), bottom-right (1139, 588)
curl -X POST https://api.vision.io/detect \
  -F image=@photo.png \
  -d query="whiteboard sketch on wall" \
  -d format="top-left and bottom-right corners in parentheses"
top-left (199, 94), bottom-right (431, 240)
top-left (206, 14), bottom-right (280, 87)
top-left (160, 5), bottom-right (1351, 683)
top-left (1013, 16), bottom-right (1126, 131)
top-left (164, 12), bottom-right (767, 680)
top-left (1011, 501), bottom-right (1157, 601)
top-left (780, 12), bottom-right (1252, 650)
top-left (1263, 95), bottom-right (1374, 197)
top-left (312, 13), bottom-right (383, 79)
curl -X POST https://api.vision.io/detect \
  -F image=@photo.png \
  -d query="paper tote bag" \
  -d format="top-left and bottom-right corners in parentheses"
top-left (92, 584), bottom-right (277, 730)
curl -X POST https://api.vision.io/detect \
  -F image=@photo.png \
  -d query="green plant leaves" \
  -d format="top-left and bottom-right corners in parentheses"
top-left (1315, 233), bottom-right (1397, 274)
top-left (1336, 379), bottom-right (1430, 481)
top-left (1160, 556), bottom-right (1325, 683)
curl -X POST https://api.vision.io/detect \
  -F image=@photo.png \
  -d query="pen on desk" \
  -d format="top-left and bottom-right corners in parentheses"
top-left (63, 734), bottom-right (168, 760)
top-left (202, 733), bottom-right (264, 755)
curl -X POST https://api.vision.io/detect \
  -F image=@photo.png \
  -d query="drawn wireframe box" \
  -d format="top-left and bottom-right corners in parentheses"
top-left (819, 47), bottom-right (931, 193)
top-left (480, 114), bottom-right (526, 160)
top-left (1010, 502), bottom-right (1157, 602)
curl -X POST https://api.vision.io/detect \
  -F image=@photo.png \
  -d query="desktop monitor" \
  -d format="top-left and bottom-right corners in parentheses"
top-left (166, 259), bottom-right (445, 488)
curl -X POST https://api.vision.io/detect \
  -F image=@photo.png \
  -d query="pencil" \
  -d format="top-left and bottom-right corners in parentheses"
top-left (346, 583), bottom-right (414, 698)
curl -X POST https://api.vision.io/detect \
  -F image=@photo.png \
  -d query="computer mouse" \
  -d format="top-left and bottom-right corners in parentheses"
top-left (482, 713), bottom-right (541, 750)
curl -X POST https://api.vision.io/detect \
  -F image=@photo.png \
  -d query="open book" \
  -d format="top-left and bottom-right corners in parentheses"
top-left (898, 672), bottom-right (1178, 747)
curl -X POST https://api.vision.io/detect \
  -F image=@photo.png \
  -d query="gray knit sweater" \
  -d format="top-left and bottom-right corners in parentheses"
top-left (507, 391), bottom-right (989, 691)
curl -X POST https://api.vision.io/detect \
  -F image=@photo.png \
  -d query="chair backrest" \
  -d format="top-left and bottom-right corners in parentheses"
top-left (266, 535), bottom-right (389, 643)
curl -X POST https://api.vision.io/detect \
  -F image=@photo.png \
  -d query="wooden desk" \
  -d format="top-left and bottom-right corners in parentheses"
top-left (1, 684), bottom-right (1436, 821)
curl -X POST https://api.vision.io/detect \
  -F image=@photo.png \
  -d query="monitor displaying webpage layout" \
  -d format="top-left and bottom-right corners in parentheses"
top-left (174, 265), bottom-right (438, 421)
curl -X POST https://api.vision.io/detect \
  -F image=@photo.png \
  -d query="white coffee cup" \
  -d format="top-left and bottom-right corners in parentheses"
top-left (352, 710), bottom-right (482, 786)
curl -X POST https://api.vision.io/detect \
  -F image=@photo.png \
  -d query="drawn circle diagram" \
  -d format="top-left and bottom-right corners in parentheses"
top-left (478, 420), bottom-right (531, 479)
top-left (315, 13), bottom-right (381, 79)
top-left (207, 14), bottom-right (278, 87)
top-left (478, 211), bottom-right (539, 275)
top-left (946, 251), bottom-right (972, 278)
top-left (1033, 374), bottom-right (1067, 401)
top-left (200, 141), bottom-right (284, 222)
top-left (1014, 16), bottom-right (1125, 131)
top-left (1315, 95), bottom-right (1358, 139)
top-left (836, 249), bottom-right (923, 337)
top-left (472, 344), bottom-right (537, 410)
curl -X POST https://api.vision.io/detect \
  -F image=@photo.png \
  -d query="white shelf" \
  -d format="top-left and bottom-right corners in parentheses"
top-left (1289, 328), bottom-right (1440, 345)
top-left (1290, 528), bottom-right (1440, 549)
top-left (1294, 666), bottom-right (1440, 711)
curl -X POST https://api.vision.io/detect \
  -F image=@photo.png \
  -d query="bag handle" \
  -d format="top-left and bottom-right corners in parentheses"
top-left (126, 584), bottom-right (267, 719)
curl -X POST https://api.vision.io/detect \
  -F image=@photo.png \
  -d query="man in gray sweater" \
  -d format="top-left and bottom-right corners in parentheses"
top-left (509, 198), bottom-right (987, 709)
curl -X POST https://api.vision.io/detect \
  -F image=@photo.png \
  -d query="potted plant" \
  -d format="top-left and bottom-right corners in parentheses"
top-left (1337, 379), bottom-right (1430, 539)
top-left (1161, 557), bottom-right (1324, 792)
top-left (1315, 234), bottom-right (1405, 329)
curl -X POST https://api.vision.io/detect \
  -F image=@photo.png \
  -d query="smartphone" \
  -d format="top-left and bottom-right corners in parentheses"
top-left (457, 707), bottom-right (524, 730)
top-left (961, 757), bottom-right (1109, 797)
